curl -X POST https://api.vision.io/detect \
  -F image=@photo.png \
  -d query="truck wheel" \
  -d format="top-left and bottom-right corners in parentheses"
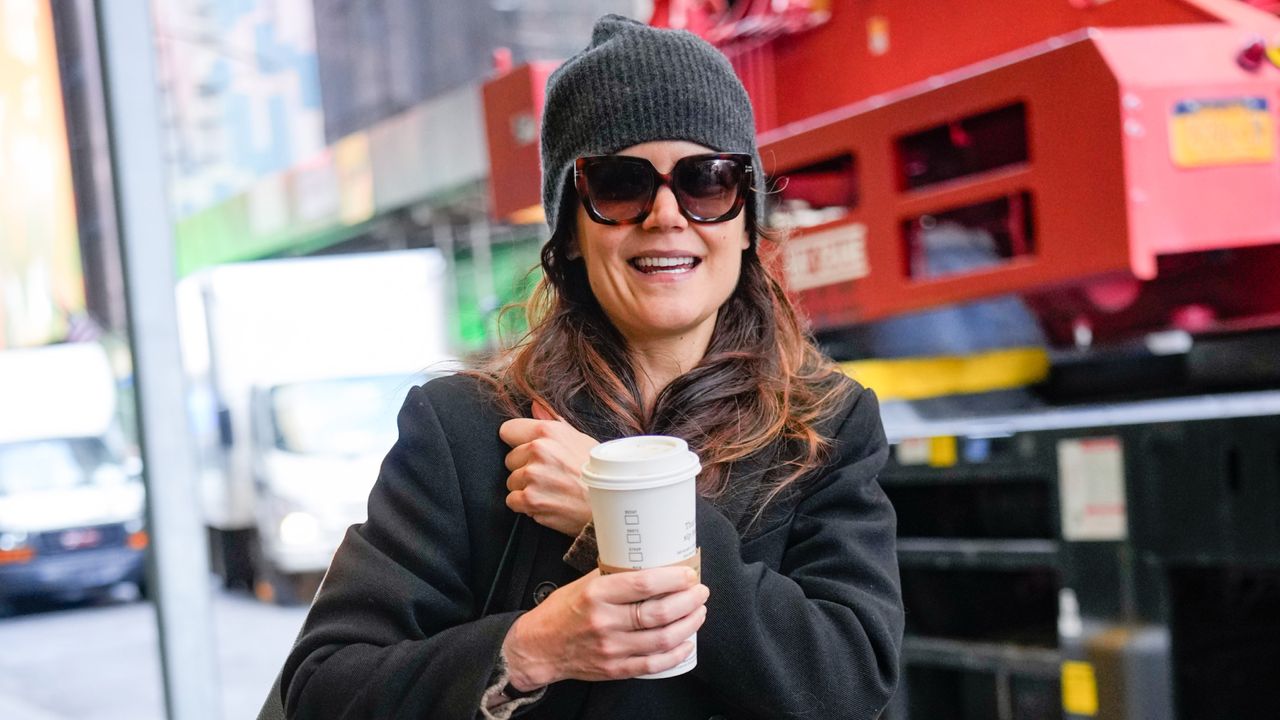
top-left (254, 571), bottom-right (318, 607)
top-left (250, 539), bottom-right (317, 606)
top-left (210, 527), bottom-right (257, 591)
top-left (135, 575), bottom-right (151, 601)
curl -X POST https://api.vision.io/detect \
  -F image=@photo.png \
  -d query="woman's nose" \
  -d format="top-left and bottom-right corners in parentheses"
top-left (642, 184), bottom-right (688, 230)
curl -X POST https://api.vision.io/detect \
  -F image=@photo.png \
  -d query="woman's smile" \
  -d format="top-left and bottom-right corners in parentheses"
top-left (628, 252), bottom-right (703, 277)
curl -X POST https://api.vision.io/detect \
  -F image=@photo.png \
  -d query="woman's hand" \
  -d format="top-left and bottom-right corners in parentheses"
top-left (499, 403), bottom-right (598, 537)
top-left (501, 567), bottom-right (709, 690)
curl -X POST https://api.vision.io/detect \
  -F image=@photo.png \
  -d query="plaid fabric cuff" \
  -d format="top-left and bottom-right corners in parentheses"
top-left (480, 651), bottom-right (547, 720)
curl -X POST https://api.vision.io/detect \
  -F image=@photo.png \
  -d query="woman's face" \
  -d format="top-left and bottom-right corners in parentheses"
top-left (573, 140), bottom-right (750, 347)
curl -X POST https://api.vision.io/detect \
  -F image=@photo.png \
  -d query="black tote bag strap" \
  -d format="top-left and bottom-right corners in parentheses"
top-left (484, 513), bottom-right (542, 616)
top-left (481, 514), bottom-right (524, 616)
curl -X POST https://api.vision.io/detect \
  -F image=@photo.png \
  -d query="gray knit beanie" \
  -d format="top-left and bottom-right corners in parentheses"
top-left (540, 14), bottom-right (761, 232)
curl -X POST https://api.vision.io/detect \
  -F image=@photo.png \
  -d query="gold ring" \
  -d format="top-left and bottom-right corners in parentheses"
top-left (630, 600), bottom-right (645, 631)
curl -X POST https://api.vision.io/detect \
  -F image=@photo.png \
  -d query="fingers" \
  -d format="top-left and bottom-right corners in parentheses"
top-left (499, 417), bottom-right (547, 447)
top-left (505, 433), bottom-right (586, 477)
top-left (504, 436), bottom-right (568, 472)
top-left (504, 446), bottom-right (583, 490)
top-left (501, 411), bottom-right (597, 537)
top-left (531, 401), bottom-right (561, 422)
top-left (506, 465), bottom-right (527, 492)
top-left (589, 566), bottom-right (700, 605)
top-left (504, 443), bottom-right (533, 473)
top-left (504, 486), bottom-right (571, 517)
top-left (619, 640), bottom-right (697, 679)
top-left (623, 603), bottom-right (706, 657)
top-left (500, 405), bottom-right (571, 450)
top-left (501, 420), bottom-right (575, 460)
top-left (632, 582), bottom-right (709, 630)
top-left (523, 569), bottom-right (705, 684)
top-left (505, 487), bottom-right (526, 514)
top-left (575, 573), bottom-right (706, 677)
top-left (501, 415), bottom-right (590, 450)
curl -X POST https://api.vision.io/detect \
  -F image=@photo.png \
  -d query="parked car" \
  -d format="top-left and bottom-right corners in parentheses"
top-left (0, 342), bottom-right (147, 605)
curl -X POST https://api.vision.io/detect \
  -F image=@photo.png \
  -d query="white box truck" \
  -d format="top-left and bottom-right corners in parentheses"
top-left (176, 249), bottom-right (453, 603)
top-left (0, 342), bottom-right (147, 606)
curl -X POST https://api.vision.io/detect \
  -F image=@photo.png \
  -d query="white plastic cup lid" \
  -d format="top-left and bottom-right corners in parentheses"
top-left (581, 435), bottom-right (701, 490)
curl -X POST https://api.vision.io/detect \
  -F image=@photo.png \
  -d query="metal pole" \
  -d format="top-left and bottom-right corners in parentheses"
top-left (95, 2), bottom-right (221, 718)
top-left (469, 217), bottom-right (499, 347)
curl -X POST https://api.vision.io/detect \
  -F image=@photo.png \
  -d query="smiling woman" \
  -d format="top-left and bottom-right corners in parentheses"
top-left (278, 14), bottom-right (903, 720)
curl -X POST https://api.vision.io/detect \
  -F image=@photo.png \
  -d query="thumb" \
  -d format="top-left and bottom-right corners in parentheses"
top-left (531, 400), bottom-right (562, 422)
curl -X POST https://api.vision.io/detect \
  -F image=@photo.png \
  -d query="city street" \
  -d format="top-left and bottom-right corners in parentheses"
top-left (0, 584), bottom-right (306, 720)
top-left (4, 1), bottom-right (1279, 718)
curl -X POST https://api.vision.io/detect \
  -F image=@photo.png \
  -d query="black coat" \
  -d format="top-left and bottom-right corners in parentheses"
top-left (281, 373), bottom-right (903, 719)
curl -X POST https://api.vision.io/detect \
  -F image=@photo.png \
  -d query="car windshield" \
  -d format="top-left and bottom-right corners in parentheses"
top-left (270, 374), bottom-right (424, 456)
top-left (0, 438), bottom-right (118, 495)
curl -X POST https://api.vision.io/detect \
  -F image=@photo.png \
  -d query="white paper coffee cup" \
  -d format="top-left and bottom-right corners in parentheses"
top-left (581, 435), bottom-right (700, 679)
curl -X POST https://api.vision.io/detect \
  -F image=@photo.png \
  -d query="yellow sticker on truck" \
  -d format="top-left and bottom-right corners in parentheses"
top-left (1062, 660), bottom-right (1099, 716)
top-left (1170, 97), bottom-right (1275, 168)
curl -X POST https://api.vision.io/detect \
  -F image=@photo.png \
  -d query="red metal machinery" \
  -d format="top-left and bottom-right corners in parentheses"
top-left (677, 0), bottom-right (1280, 348)
top-left (659, 0), bottom-right (1273, 133)
top-left (485, 0), bottom-right (1280, 349)
top-left (758, 21), bottom-right (1280, 347)
top-left (482, 61), bottom-right (560, 227)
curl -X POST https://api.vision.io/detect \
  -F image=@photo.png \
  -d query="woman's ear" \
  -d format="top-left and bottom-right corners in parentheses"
top-left (566, 237), bottom-right (582, 261)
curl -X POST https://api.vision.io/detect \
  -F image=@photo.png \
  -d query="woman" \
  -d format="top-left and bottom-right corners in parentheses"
top-left (280, 14), bottom-right (902, 720)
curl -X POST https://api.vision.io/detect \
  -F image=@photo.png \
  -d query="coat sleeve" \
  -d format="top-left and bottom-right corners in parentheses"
top-left (691, 386), bottom-right (904, 720)
top-left (281, 383), bottom-right (518, 719)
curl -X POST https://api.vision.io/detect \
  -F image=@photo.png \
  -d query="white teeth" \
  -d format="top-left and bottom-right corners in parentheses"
top-left (634, 256), bottom-right (696, 268)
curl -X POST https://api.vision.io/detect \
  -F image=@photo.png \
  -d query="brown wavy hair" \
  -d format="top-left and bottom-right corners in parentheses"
top-left (477, 182), bottom-right (853, 516)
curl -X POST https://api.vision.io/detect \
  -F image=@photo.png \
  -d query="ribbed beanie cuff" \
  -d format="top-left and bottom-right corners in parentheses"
top-left (540, 14), bottom-right (761, 232)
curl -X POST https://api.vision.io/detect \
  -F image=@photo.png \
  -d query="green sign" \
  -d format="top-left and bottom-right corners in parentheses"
top-left (449, 233), bottom-right (544, 354)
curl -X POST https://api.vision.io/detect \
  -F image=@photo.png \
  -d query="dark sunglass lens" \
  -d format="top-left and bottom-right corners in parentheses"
top-left (586, 160), bottom-right (652, 221)
top-left (675, 158), bottom-right (743, 219)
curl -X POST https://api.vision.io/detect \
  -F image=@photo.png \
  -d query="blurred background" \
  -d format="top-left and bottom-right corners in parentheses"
top-left (1, 1), bottom-right (1278, 719)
